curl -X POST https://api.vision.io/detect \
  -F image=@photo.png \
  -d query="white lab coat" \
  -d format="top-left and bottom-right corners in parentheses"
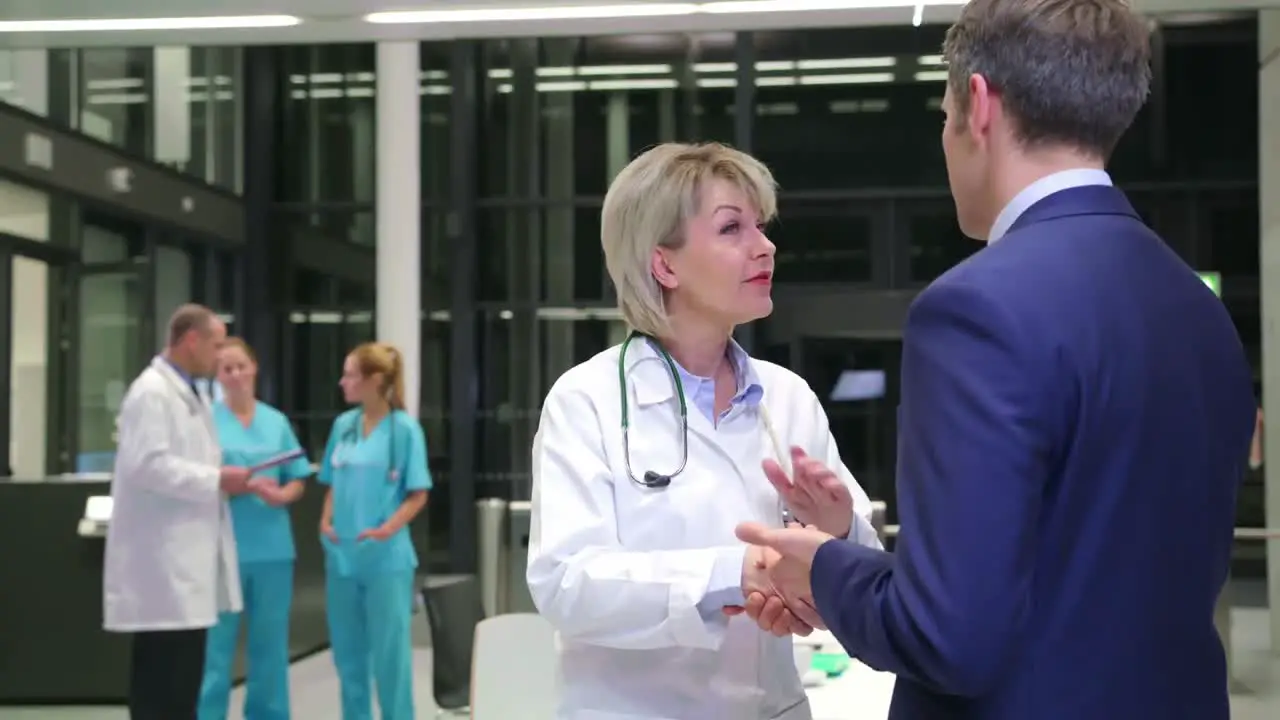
top-left (527, 341), bottom-right (882, 720)
top-left (103, 356), bottom-right (242, 632)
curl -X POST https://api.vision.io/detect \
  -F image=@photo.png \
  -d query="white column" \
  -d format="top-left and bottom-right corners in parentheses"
top-left (375, 42), bottom-right (421, 417)
top-left (1258, 9), bottom-right (1280, 655)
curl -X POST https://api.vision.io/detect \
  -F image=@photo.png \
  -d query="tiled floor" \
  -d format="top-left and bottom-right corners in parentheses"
top-left (7, 607), bottom-right (1278, 719)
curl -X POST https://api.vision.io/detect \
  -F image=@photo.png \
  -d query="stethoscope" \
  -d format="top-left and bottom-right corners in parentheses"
top-left (330, 410), bottom-right (401, 483)
top-left (618, 332), bottom-right (787, 498)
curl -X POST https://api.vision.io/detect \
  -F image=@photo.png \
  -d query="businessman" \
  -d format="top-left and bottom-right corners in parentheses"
top-left (738, 1), bottom-right (1256, 718)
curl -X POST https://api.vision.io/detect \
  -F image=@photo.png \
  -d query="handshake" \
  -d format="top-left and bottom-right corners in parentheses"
top-left (722, 446), bottom-right (855, 637)
top-left (218, 466), bottom-right (292, 506)
top-left (726, 523), bottom-right (834, 637)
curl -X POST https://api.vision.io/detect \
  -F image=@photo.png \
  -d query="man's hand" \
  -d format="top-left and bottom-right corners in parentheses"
top-left (731, 546), bottom-right (814, 637)
top-left (219, 466), bottom-right (252, 495)
top-left (735, 522), bottom-right (835, 634)
top-left (764, 447), bottom-right (853, 538)
top-left (737, 544), bottom-right (825, 635)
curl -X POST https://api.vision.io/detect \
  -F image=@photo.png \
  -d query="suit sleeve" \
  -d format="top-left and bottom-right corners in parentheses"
top-left (526, 380), bottom-right (746, 651)
top-left (114, 388), bottom-right (220, 502)
top-left (810, 282), bottom-right (1055, 697)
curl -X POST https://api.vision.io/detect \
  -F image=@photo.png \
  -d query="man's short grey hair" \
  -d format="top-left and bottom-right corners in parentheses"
top-left (601, 142), bottom-right (778, 337)
top-left (166, 303), bottom-right (216, 348)
top-left (944, 0), bottom-right (1151, 158)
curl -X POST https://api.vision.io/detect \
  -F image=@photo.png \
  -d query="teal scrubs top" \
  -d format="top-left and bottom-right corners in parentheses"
top-left (318, 409), bottom-right (432, 578)
top-left (215, 401), bottom-right (313, 564)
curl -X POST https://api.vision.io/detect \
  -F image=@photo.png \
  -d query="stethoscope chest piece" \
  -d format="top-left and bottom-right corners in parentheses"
top-left (640, 470), bottom-right (671, 489)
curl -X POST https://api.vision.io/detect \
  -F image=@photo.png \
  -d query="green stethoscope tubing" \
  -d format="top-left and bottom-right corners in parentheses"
top-left (619, 331), bottom-right (689, 488)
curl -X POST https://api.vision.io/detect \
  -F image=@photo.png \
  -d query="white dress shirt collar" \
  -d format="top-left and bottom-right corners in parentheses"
top-left (987, 168), bottom-right (1113, 243)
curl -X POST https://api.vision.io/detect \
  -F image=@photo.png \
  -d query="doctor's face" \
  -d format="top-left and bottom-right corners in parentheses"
top-left (192, 319), bottom-right (227, 377)
top-left (655, 179), bottom-right (776, 328)
top-left (216, 345), bottom-right (256, 399)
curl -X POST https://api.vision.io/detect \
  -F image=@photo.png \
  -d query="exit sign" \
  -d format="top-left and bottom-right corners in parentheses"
top-left (1198, 271), bottom-right (1221, 297)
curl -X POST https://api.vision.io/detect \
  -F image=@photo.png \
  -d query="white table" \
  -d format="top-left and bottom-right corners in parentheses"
top-left (800, 632), bottom-right (896, 720)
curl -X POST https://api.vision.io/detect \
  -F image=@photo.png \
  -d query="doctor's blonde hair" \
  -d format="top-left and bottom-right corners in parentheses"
top-left (601, 142), bottom-right (777, 337)
top-left (349, 342), bottom-right (406, 411)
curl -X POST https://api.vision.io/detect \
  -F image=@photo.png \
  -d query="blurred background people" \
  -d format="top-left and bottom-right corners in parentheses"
top-left (198, 337), bottom-right (313, 720)
top-left (319, 342), bottom-right (431, 720)
top-left (104, 304), bottom-right (249, 720)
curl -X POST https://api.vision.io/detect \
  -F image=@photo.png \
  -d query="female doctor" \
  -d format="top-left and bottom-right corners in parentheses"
top-left (199, 338), bottom-right (313, 720)
top-left (319, 342), bottom-right (430, 720)
top-left (526, 141), bottom-right (882, 720)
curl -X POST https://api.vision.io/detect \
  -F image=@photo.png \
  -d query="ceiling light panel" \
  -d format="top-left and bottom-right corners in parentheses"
top-left (366, 1), bottom-right (968, 24)
top-left (0, 15), bottom-right (300, 32)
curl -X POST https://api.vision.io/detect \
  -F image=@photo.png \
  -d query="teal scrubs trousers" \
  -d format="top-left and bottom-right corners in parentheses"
top-left (318, 409), bottom-right (432, 720)
top-left (198, 401), bottom-right (313, 720)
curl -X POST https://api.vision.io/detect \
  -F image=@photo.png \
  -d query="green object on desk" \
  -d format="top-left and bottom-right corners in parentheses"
top-left (811, 652), bottom-right (851, 678)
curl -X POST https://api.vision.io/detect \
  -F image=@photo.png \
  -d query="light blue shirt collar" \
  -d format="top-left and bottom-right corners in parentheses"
top-left (987, 168), bottom-right (1113, 243)
top-left (647, 338), bottom-right (763, 423)
top-left (163, 357), bottom-right (193, 384)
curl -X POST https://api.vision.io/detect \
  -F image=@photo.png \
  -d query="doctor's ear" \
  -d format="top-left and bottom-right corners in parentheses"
top-left (650, 248), bottom-right (679, 290)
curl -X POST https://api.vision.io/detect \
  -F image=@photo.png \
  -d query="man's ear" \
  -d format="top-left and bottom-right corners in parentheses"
top-left (967, 73), bottom-right (994, 140)
top-left (651, 247), bottom-right (678, 290)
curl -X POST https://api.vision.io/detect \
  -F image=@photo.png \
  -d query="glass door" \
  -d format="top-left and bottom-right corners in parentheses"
top-left (75, 268), bottom-right (149, 472)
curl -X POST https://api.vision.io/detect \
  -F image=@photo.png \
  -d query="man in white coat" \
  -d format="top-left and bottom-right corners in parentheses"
top-left (103, 303), bottom-right (252, 720)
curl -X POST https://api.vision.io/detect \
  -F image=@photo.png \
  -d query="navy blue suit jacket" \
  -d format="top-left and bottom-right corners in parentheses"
top-left (811, 186), bottom-right (1255, 720)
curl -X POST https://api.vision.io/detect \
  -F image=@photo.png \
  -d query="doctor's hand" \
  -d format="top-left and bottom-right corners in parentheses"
top-left (727, 546), bottom-right (815, 637)
top-left (735, 522), bottom-right (834, 633)
top-left (764, 447), bottom-right (853, 539)
top-left (219, 466), bottom-right (252, 495)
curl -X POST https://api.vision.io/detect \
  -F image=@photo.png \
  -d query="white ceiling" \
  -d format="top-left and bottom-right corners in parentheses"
top-left (0, 0), bottom-right (1272, 49)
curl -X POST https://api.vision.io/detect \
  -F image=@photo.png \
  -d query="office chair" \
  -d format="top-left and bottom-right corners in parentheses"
top-left (422, 574), bottom-right (485, 713)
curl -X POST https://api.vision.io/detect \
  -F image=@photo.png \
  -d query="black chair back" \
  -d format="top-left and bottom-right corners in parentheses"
top-left (422, 574), bottom-right (485, 710)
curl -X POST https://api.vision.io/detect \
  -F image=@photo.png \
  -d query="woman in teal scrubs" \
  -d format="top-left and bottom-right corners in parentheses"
top-left (320, 341), bottom-right (430, 720)
top-left (198, 338), bottom-right (313, 720)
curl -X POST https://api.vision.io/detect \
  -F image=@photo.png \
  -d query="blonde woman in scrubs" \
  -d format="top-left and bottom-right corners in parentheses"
top-left (198, 338), bottom-right (313, 719)
top-left (320, 342), bottom-right (431, 720)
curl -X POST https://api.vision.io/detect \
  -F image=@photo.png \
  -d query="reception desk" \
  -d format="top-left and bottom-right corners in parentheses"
top-left (0, 478), bottom-right (331, 705)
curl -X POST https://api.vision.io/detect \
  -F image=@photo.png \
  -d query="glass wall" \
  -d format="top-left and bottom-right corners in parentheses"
top-left (0, 49), bottom-right (51, 117)
top-left (22, 46), bottom-right (247, 192)
top-left (272, 42), bottom-right (455, 562)
top-left (254, 16), bottom-right (1263, 571)
top-left (0, 162), bottom-right (236, 476)
top-left (471, 33), bottom-right (739, 499)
